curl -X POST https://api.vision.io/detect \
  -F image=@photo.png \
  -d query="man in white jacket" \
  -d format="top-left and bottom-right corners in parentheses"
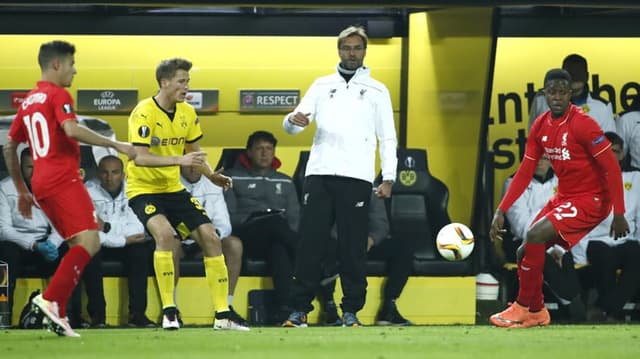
top-left (282, 25), bottom-right (398, 328)
top-left (86, 155), bottom-right (155, 327)
top-left (0, 148), bottom-right (63, 325)
top-left (616, 107), bottom-right (640, 170)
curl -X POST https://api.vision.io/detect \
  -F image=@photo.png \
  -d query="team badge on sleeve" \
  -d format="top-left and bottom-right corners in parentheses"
top-left (138, 125), bottom-right (150, 138)
top-left (592, 135), bottom-right (605, 146)
top-left (62, 104), bottom-right (73, 114)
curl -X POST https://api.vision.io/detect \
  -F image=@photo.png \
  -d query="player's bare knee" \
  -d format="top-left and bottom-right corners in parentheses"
top-left (222, 237), bottom-right (242, 258)
top-left (154, 232), bottom-right (176, 251)
top-left (206, 233), bottom-right (222, 247)
top-left (526, 229), bottom-right (541, 243)
top-left (527, 219), bottom-right (556, 244)
top-left (69, 230), bottom-right (101, 256)
top-left (200, 235), bottom-right (222, 257)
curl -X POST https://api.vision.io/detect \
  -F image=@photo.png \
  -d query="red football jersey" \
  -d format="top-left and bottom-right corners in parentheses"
top-left (8, 81), bottom-right (81, 199)
top-left (527, 104), bottom-right (611, 199)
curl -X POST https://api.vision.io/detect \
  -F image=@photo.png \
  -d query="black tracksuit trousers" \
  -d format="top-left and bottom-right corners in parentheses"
top-left (290, 175), bottom-right (371, 314)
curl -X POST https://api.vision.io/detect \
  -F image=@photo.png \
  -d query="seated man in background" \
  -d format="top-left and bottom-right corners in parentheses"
top-left (571, 132), bottom-right (640, 322)
top-left (528, 53), bottom-right (615, 133)
top-left (177, 163), bottom-right (247, 326)
top-left (616, 101), bottom-right (640, 170)
top-left (0, 147), bottom-right (63, 326)
top-left (225, 131), bottom-right (300, 325)
top-left (318, 191), bottom-right (412, 326)
top-left (86, 155), bottom-right (155, 327)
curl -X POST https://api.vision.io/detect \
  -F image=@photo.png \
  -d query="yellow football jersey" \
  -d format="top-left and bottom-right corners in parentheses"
top-left (126, 97), bottom-right (202, 199)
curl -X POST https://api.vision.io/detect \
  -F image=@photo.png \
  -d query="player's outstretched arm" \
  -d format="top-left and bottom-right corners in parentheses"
top-left (62, 120), bottom-right (135, 159)
top-left (132, 145), bottom-right (207, 168)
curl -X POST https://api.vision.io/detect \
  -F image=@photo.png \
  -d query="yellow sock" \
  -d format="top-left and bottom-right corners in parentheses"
top-left (153, 250), bottom-right (175, 309)
top-left (204, 255), bottom-right (230, 313)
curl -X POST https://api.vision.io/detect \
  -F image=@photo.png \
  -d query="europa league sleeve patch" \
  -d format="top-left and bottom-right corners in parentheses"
top-left (62, 103), bottom-right (74, 114)
top-left (138, 125), bottom-right (150, 138)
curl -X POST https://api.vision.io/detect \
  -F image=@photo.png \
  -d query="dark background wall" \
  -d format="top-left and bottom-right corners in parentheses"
top-left (1, 2), bottom-right (640, 36)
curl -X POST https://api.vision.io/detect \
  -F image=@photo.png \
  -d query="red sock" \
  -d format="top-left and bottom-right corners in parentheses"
top-left (529, 273), bottom-right (545, 312)
top-left (516, 242), bottom-right (545, 308)
top-left (43, 245), bottom-right (91, 318)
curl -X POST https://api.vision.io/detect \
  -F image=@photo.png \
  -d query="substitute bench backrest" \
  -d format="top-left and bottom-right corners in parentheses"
top-left (216, 148), bottom-right (244, 171)
top-left (389, 148), bottom-right (451, 260)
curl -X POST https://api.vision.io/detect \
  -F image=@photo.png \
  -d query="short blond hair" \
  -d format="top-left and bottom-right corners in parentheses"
top-left (155, 58), bottom-right (192, 87)
top-left (337, 26), bottom-right (368, 49)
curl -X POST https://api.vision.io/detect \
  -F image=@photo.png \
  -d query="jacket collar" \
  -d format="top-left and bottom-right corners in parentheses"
top-left (238, 152), bottom-right (282, 172)
top-left (334, 63), bottom-right (370, 80)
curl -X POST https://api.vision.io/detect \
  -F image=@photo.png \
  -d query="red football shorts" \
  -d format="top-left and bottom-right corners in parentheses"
top-left (36, 179), bottom-right (99, 240)
top-left (530, 193), bottom-right (611, 250)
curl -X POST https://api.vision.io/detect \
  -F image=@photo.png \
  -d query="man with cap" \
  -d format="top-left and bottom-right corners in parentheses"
top-left (490, 68), bottom-right (628, 328)
top-left (528, 54), bottom-right (615, 133)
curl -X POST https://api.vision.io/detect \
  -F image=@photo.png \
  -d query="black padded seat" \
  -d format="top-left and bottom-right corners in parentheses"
top-left (215, 148), bottom-right (244, 171)
top-left (389, 148), bottom-right (474, 276)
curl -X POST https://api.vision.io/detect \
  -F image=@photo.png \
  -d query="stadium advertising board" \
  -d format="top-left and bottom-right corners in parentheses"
top-left (185, 90), bottom-right (219, 114)
top-left (0, 90), bottom-right (30, 114)
top-left (239, 90), bottom-right (299, 112)
top-left (77, 89), bottom-right (138, 114)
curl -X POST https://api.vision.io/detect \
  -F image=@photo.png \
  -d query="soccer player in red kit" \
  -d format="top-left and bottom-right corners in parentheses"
top-left (2, 40), bottom-right (134, 337)
top-left (489, 68), bottom-right (629, 328)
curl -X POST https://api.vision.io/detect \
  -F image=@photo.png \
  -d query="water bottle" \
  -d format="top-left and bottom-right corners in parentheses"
top-left (0, 261), bottom-right (10, 328)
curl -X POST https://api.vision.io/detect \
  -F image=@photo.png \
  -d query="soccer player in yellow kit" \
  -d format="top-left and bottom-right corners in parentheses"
top-left (127, 58), bottom-right (248, 331)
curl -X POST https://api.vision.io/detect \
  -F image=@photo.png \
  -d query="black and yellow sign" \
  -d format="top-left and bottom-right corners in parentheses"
top-left (239, 90), bottom-right (299, 113)
top-left (77, 90), bottom-right (138, 114)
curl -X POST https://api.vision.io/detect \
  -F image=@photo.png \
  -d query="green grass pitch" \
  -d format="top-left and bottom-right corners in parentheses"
top-left (2, 325), bottom-right (640, 359)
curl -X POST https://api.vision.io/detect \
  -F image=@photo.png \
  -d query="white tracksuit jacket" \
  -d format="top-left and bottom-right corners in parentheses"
top-left (0, 177), bottom-right (63, 250)
top-left (283, 65), bottom-right (398, 184)
top-left (86, 179), bottom-right (145, 248)
top-left (571, 170), bottom-right (640, 265)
